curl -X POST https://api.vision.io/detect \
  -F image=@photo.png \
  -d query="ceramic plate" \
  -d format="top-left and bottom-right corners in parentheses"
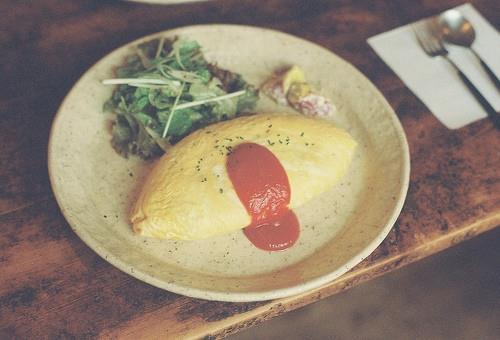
top-left (48, 25), bottom-right (410, 302)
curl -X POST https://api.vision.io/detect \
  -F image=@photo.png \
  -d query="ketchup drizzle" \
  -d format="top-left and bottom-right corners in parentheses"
top-left (226, 143), bottom-right (299, 251)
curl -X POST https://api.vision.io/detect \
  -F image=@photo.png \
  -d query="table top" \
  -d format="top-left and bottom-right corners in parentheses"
top-left (1, 0), bottom-right (499, 338)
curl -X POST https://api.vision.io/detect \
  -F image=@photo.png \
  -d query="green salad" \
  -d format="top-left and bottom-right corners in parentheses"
top-left (103, 37), bottom-right (259, 159)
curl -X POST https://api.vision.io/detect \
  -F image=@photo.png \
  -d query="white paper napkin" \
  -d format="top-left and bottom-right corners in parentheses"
top-left (368, 3), bottom-right (500, 129)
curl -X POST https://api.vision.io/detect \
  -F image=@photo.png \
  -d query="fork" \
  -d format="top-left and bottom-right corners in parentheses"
top-left (412, 19), bottom-right (500, 130)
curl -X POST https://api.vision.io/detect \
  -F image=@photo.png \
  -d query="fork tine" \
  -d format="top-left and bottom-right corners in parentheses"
top-left (412, 18), bottom-right (447, 57)
top-left (412, 21), bottom-right (433, 55)
top-left (427, 18), bottom-right (446, 49)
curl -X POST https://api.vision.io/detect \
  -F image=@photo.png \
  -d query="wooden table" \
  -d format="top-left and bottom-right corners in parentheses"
top-left (1, 0), bottom-right (499, 338)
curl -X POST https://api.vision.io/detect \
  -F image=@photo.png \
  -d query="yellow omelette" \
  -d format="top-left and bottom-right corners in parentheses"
top-left (131, 113), bottom-right (357, 240)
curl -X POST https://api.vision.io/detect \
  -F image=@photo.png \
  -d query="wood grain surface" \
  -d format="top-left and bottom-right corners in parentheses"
top-left (1, 0), bottom-right (499, 338)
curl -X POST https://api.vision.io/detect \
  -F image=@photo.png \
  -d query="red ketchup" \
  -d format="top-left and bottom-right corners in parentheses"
top-left (226, 143), bottom-right (299, 251)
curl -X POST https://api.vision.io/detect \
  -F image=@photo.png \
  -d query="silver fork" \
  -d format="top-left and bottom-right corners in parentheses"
top-left (412, 19), bottom-right (500, 130)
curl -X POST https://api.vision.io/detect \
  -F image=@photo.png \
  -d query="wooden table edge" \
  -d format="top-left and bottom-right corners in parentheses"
top-left (103, 213), bottom-right (500, 339)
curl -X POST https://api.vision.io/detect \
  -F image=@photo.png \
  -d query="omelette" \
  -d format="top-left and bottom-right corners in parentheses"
top-left (131, 113), bottom-right (357, 240)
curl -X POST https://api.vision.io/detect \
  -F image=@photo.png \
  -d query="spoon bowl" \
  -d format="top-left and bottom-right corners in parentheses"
top-left (438, 9), bottom-right (476, 47)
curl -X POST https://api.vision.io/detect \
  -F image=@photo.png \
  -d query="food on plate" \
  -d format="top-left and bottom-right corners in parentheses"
top-left (102, 37), bottom-right (258, 159)
top-left (261, 65), bottom-right (336, 118)
top-left (131, 113), bottom-right (357, 250)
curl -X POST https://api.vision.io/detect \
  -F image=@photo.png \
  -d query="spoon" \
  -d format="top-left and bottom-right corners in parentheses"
top-left (438, 9), bottom-right (500, 89)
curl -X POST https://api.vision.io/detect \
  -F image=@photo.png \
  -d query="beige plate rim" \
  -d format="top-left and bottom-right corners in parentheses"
top-left (48, 24), bottom-right (410, 302)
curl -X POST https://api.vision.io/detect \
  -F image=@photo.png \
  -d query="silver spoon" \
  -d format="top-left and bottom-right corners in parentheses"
top-left (438, 9), bottom-right (500, 89)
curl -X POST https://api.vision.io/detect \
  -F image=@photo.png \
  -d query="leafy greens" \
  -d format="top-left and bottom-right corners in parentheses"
top-left (103, 37), bottom-right (259, 159)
